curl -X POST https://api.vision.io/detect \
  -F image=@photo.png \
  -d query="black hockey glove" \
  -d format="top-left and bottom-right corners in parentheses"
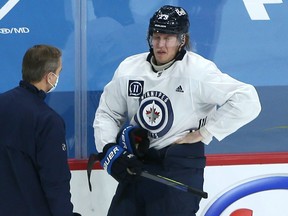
top-left (98, 143), bottom-right (143, 183)
top-left (117, 125), bottom-right (150, 159)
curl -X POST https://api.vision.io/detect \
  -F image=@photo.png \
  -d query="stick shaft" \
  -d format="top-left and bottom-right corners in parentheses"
top-left (140, 171), bottom-right (208, 199)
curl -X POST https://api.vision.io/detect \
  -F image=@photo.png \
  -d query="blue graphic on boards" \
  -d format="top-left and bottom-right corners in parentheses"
top-left (204, 176), bottom-right (288, 215)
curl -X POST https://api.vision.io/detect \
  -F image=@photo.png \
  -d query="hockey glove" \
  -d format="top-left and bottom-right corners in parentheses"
top-left (117, 125), bottom-right (150, 158)
top-left (98, 143), bottom-right (143, 183)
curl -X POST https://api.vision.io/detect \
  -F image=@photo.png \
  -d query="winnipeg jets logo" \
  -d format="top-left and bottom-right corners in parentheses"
top-left (146, 101), bottom-right (160, 124)
top-left (134, 91), bottom-right (174, 139)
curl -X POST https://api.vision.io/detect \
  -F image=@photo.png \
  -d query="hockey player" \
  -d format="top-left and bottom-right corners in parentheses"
top-left (93, 5), bottom-right (261, 216)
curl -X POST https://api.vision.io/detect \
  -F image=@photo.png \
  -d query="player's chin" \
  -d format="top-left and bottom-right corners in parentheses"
top-left (154, 56), bottom-right (169, 65)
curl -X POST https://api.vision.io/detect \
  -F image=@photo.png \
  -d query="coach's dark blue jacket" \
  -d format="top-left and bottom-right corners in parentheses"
top-left (0, 81), bottom-right (74, 216)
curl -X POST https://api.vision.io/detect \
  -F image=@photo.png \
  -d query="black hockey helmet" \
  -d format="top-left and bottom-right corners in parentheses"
top-left (148, 5), bottom-right (190, 37)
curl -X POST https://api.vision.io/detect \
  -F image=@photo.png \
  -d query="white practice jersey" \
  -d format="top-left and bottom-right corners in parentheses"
top-left (94, 51), bottom-right (261, 152)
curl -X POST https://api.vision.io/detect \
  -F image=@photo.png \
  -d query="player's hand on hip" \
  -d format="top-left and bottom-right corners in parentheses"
top-left (175, 130), bottom-right (203, 144)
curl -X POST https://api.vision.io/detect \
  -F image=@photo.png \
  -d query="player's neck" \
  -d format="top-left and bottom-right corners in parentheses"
top-left (150, 56), bottom-right (175, 72)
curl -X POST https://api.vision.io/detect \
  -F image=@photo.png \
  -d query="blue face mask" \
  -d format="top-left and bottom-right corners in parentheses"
top-left (47, 72), bottom-right (59, 93)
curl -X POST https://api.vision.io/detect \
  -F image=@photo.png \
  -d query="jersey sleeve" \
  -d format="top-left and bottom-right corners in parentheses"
top-left (93, 69), bottom-right (128, 152)
top-left (36, 113), bottom-right (74, 216)
top-left (197, 62), bottom-right (261, 142)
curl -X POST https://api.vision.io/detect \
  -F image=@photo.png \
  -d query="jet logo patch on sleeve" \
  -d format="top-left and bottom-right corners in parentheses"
top-left (128, 80), bottom-right (144, 97)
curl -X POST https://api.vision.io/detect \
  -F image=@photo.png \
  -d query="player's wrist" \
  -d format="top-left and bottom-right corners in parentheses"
top-left (199, 127), bottom-right (213, 144)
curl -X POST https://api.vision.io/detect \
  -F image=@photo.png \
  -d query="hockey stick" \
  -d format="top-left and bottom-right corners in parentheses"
top-left (87, 153), bottom-right (99, 192)
top-left (87, 153), bottom-right (208, 199)
top-left (136, 170), bottom-right (207, 198)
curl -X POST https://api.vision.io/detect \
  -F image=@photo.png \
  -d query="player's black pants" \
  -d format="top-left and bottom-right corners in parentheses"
top-left (107, 142), bottom-right (206, 216)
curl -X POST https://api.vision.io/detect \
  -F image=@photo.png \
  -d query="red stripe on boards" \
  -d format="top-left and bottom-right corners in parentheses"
top-left (68, 152), bottom-right (288, 170)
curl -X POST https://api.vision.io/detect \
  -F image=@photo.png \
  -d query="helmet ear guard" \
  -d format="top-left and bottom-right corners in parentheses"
top-left (179, 33), bottom-right (186, 45)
